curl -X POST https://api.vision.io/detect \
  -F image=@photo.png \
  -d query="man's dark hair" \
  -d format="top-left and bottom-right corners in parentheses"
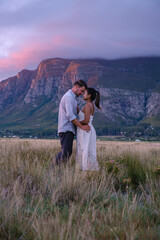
top-left (74, 79), bottom-right (87, 89)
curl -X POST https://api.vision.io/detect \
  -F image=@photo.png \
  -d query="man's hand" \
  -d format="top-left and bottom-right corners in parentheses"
top-left (72, 118), bottom-right (90, 132)
top-left (81, 125), bottom-right (90, 132)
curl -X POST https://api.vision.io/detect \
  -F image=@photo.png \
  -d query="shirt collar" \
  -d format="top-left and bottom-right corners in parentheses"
top-left (69, 89), bottom-right (77, 98)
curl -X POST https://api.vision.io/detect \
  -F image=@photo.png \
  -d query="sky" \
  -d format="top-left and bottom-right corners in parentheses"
top-left (0, 0), bottom-right (160, 81)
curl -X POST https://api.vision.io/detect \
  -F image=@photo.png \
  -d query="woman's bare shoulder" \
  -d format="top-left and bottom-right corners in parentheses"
top-left (82, 103), bottom-right (89, 112)
top-left (83, 103), bottom-right (94, 113)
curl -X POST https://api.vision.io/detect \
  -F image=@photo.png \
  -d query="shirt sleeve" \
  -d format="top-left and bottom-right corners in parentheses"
top-left (65, 95), bottom-right (77, 121)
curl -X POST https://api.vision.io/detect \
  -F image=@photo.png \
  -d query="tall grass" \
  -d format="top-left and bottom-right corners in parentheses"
top-left (0, 139), bottom-right (160, 239)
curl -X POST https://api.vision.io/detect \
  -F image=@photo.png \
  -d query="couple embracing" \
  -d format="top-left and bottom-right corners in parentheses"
top-left (54, 80), bottom-right (101, 171)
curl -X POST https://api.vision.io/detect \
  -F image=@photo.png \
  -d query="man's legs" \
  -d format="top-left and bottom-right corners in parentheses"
top-left (55, 131), bottom-right (74, 164)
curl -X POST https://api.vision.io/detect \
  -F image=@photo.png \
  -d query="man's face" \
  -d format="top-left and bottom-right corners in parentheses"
top-left (75, 86), bottom-right (85, 97)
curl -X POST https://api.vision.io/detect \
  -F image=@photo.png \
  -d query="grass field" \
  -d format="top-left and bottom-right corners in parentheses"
top-left (0, 139), bottom-right (160, 239)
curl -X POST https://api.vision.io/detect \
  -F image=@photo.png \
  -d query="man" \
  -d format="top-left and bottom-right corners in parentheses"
top-left (55, 79), bottom-right (90, 164)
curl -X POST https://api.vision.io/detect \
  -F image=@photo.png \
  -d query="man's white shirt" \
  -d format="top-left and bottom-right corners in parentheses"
top-left (58, 89), bottom-right (78, 134)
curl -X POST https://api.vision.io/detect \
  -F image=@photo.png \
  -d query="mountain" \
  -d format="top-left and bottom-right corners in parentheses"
top-left (0, 57), bottom-right (160, 136)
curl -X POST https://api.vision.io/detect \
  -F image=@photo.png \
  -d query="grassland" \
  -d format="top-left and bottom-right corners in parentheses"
top-left (0, 139), bottom-right (160, 239)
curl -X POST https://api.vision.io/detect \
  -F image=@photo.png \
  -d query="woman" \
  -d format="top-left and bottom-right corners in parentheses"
top-left (76, 88), bottom-right (101, 171)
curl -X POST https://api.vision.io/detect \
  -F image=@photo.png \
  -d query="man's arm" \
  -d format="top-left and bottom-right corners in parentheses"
top-left (65, 95), bottom-right (90, 131)
top-left (72, 118), bottom-right (90, 131)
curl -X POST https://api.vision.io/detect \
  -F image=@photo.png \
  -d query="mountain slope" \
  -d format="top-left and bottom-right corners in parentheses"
top-left (0, 57), bottom-right (160, 134)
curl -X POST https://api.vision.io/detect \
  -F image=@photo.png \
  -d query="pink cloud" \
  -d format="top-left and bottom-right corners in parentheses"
top-left (0, 44), bottom-right (39, 70)
top-left (0, 39), bottom-right (57, 73)
top-left (0, 33), bottom-right (94, 78)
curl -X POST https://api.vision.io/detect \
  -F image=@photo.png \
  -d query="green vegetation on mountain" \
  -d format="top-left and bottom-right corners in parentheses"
top-left (0, 57), bottom-right (160, 138)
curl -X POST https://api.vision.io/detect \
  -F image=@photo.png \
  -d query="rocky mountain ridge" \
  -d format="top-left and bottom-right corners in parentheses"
top-left (0, 57), bottom-right (160, 131)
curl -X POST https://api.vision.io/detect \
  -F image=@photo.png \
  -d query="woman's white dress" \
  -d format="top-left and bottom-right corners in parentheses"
top-left (76, 110), bottom-right (99, 171)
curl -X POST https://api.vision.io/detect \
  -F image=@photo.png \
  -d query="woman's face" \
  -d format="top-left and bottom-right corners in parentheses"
top-left (83, 90), bottom-right (91, 100)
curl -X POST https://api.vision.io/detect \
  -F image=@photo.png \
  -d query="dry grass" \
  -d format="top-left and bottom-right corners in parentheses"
top-left (0, 138), bottom-right (160, 240)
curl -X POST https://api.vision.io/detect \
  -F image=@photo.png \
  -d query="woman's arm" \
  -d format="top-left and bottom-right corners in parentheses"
top-left (80, 103), bottom-right (91, 125)
top-left (72, 118), bottom-right (90, 131)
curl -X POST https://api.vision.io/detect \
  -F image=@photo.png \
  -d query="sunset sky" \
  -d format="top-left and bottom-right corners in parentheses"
top-left (0, 0), bottom-right (160, 81)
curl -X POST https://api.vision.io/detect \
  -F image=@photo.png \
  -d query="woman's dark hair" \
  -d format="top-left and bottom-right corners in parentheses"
top-left (74, 79), bottom-right (88, 89)
top-left (87, 88), bottom-right (101, 109)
